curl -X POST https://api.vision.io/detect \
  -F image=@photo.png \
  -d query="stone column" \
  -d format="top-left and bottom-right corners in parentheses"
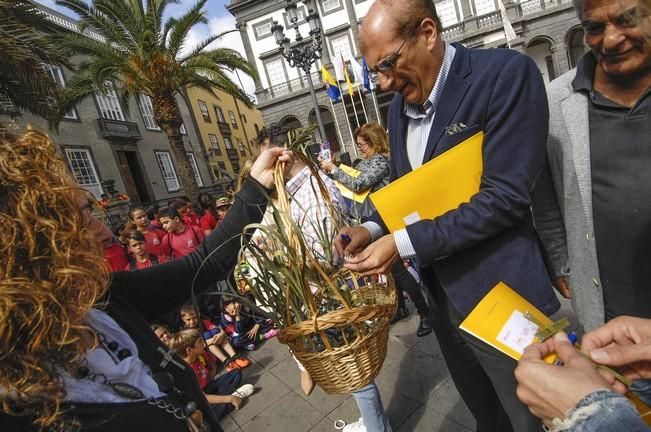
top-left (343, 0), bottom-right (360, 53)
top-left (237, 22), bottom-right (263, 91)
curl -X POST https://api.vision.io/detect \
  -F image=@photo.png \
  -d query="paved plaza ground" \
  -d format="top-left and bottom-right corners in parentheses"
top-left (219, 310), bottom-right (476, 432)
top-left (219, 295), bottom-right (573, 432)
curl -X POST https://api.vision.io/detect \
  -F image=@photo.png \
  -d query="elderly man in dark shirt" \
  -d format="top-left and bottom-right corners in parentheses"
top-left (533, 0), bottom-right (651, 332)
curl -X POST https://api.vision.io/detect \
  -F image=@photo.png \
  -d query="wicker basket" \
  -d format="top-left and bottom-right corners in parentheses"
top-left (240, 131), bottom-right (396, 394)
top-left (277, 271), bottom-right (396, 394)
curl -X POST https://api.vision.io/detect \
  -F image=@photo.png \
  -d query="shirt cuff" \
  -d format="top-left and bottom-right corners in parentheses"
top-left (394, 229), bottom-right (417, 259)
top-left (361, 221), bottom-right (384, 242)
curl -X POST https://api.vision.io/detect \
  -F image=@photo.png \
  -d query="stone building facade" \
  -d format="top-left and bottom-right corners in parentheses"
top-left (227, 0), bottom-right (588, 158)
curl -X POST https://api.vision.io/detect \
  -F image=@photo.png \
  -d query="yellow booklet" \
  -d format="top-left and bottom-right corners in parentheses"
top-left (369, 131), bottom-right (483, 232)
top-left (334, 164), bottom-right (370, 204)
top-left (459, 281), bottom-right (553, 361)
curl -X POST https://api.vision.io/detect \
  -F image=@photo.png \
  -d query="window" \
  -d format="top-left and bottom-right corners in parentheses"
top-left (208, 134), bottom-right (222, 155)
top-left (253, 19), bottom-right (273, 39)
top-left (43, 64), bottom-right (77, 119)
top-left (95, 82), bottom-right (125, 121)
top-left (214, 106), bottom-right (225, 123)
top-left (198, 100), bottom-right (210, 122)
top-left (228, 111), bottom-right (238, 129)
top-left (237, 139), bottom-right (246, 156)
top-left (321, 0), bottom-right (342, 13)
top-left (232, 161), bottom-right (240, 174)
top-left (241, 114), bottom-right (247, 123)
top-left (474, 0), bottom-right (495, 16)
top-left (64, 148), bottom-right (102, 198)
top-left (180, 123), bottom-right (187, 135)
top-left (330, 34), bottom-right (353, 60)
top-left (155, 151), bottom-right (180, 191)
top-left (186, 153), bottom-right (204, 187)
top-left (224, 136), bottom-right (233, 150)
top-left (436, 0), bottom-right (459, 27)
top-left (264, 58), bottom-right (289, 96)
top-left (137, 94), bottom-right (160, 130)
top-left (254, 124), bottom-right (260, 135)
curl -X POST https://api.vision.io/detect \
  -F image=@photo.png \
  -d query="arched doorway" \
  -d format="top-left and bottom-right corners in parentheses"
top-left (567, 27), bottom-right (588, 69)
top-left (279, 115), bottom-right (302, 130)
top-left (526, 37), bottom-right (556, 85)
top-left (309, 106), bottom-right (341, 153)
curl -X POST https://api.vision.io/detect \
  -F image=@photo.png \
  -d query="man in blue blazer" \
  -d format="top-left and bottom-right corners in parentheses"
top-left (338, 0), bottom-right (561, 430)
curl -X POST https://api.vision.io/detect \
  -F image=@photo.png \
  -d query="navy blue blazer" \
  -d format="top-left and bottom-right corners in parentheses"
top-left (380, 43), bottom-right (560, 317)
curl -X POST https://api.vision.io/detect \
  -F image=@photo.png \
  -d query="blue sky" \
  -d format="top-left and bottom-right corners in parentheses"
top-left (33, 0), bottom-right (257, 97)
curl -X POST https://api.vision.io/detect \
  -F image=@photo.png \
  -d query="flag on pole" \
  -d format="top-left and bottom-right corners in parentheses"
top-left (321, 66), bottom-right (341, 102)
top-left (341, 53), bottom-right (355, 97)
top-left (349, 56), bottom-right (364, 87)
top-left (333, 54), bottom-right (345, 82)
top-left (362, 58), bottom-right (375, 92)
top-left (497, 0), bottom-right (517, 46)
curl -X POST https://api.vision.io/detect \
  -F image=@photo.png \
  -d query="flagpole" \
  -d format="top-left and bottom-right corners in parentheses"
top-left (371, 89), bottom-right (382, 126)
top-left (340, 95), bottom-right (358, 158)
top-left (349, 93), bottom-right (361, 128)
top-left (328, 97), bottom-right (345, 156)
top-left (356, 84), bottom-right (369, 123)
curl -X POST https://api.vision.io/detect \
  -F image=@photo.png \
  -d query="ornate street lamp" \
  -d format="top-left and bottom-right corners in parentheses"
top-left (271, 0), bottom-right (327, 140)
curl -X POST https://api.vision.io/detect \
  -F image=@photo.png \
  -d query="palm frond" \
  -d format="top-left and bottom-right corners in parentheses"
top-left (166, 0), bottom-right (208, 59)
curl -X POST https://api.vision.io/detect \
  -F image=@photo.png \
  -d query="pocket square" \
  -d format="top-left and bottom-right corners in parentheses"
top-left (445, 122), bottom-right (467, 135)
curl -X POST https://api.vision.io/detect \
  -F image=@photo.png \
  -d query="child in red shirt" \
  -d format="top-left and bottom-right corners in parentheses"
top-left (123, 230), bottom-right (165, 271)
top-left (159, 207), bottom-right (204, 259)
top-left (179, 305), bottom-right (250, 370)
top-left (172, 197), bottom-right (201, 228)
top-left (168, 329), bottom-right (254, 418)
top-left (128, 206), bottom-right (169, 259)
top-left (103, 238), bottom-right (130, 272)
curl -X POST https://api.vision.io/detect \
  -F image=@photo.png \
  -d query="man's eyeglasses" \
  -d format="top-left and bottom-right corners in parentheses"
top-left (367, 23), bottom-right (420, 84)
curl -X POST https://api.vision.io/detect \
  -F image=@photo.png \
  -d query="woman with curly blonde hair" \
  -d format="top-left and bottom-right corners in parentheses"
top-left (0, 129), bottom-right (289, 431)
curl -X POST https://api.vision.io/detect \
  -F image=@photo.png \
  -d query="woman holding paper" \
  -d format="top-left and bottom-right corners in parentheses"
top-left (320, 122), bottom-right (390, 219)
top-left (322, 122), bottom-right (434, 337)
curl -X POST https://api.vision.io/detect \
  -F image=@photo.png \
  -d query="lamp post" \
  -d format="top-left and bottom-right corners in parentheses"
top-left (271, 0), bottom-right (327, 140)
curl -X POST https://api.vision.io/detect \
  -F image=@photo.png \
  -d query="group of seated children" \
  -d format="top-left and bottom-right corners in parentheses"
top-left (151, 298), bottom-right (279, 417)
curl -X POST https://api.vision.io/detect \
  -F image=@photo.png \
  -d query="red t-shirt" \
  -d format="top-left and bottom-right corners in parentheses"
top-left (183, 212), bottom-right (201, 228)
top-left (199, 211), bottom-right (218, 233)
top-left (190, 351), bottom-right (216, 389)
top-left (142, 226), bottom-right (169, 258)
top-left (104, 242), bottom-right (130, 272)
top-left (164, 225), bottom-right (204, 258)
top-left (123, 254), bottom-right (166, 271)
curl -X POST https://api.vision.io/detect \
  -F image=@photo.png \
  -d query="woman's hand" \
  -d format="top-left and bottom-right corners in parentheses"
top-left (249, 148), bottom-right (293, 188)
top-left (320, 159), bottom-right (336, 173)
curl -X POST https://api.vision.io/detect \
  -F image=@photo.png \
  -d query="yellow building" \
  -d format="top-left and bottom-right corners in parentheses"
top-left (184, 86), bottom-right (265, 184)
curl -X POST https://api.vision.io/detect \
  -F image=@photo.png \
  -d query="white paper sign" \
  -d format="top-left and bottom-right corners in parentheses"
top-left (496, 310), bottom-right (539, 354)
top-left (403, 211), bottom-right (421, 226)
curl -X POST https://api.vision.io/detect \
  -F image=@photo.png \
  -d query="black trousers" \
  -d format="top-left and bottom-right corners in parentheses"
top-left (429, 277), bottom-right (543, 432)
top-left (392, 261), bottom-right (431, 317)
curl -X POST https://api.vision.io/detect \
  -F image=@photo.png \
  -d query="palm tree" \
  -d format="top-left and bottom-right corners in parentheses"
top-left (55, 0), bottom-right (257, 202)
top-left (0, 0), bottom-right (69, 120)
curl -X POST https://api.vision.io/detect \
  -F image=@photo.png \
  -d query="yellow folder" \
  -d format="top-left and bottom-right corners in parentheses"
top-left (334, 164), bottom-right (370, 204)
top-left (459, 281), bottom-right (554, 361)
top-left (369, 131), bottom-right (484, 232)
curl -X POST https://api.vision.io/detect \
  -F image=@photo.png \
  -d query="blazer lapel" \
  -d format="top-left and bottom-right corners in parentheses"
top-left (422, 46), bottom-right (471, 163)
top-left (391, 98), bottom-right (413, 176)
top-left (561, 91), bottom-right (593, 227)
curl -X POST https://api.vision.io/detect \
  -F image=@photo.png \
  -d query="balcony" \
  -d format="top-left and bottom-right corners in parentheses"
top-left (97, 118), bottom-right (142, 141)
top-left (218, 121), bottom-right (231, 136)
top-left (260, 71), bottom-right (322, 102)
top-left (226, 148), bottom-right (239, 161)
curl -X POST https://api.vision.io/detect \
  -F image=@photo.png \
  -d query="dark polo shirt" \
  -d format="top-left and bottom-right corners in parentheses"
top-left (573, 53), bottom-right (651, 320)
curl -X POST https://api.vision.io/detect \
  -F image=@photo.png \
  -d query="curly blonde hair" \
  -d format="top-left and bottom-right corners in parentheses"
top-left (0, 129), bottom-right (110, 429)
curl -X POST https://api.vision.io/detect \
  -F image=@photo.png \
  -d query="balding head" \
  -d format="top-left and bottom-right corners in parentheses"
top-left (360, 0), bottom-right (441, 53)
